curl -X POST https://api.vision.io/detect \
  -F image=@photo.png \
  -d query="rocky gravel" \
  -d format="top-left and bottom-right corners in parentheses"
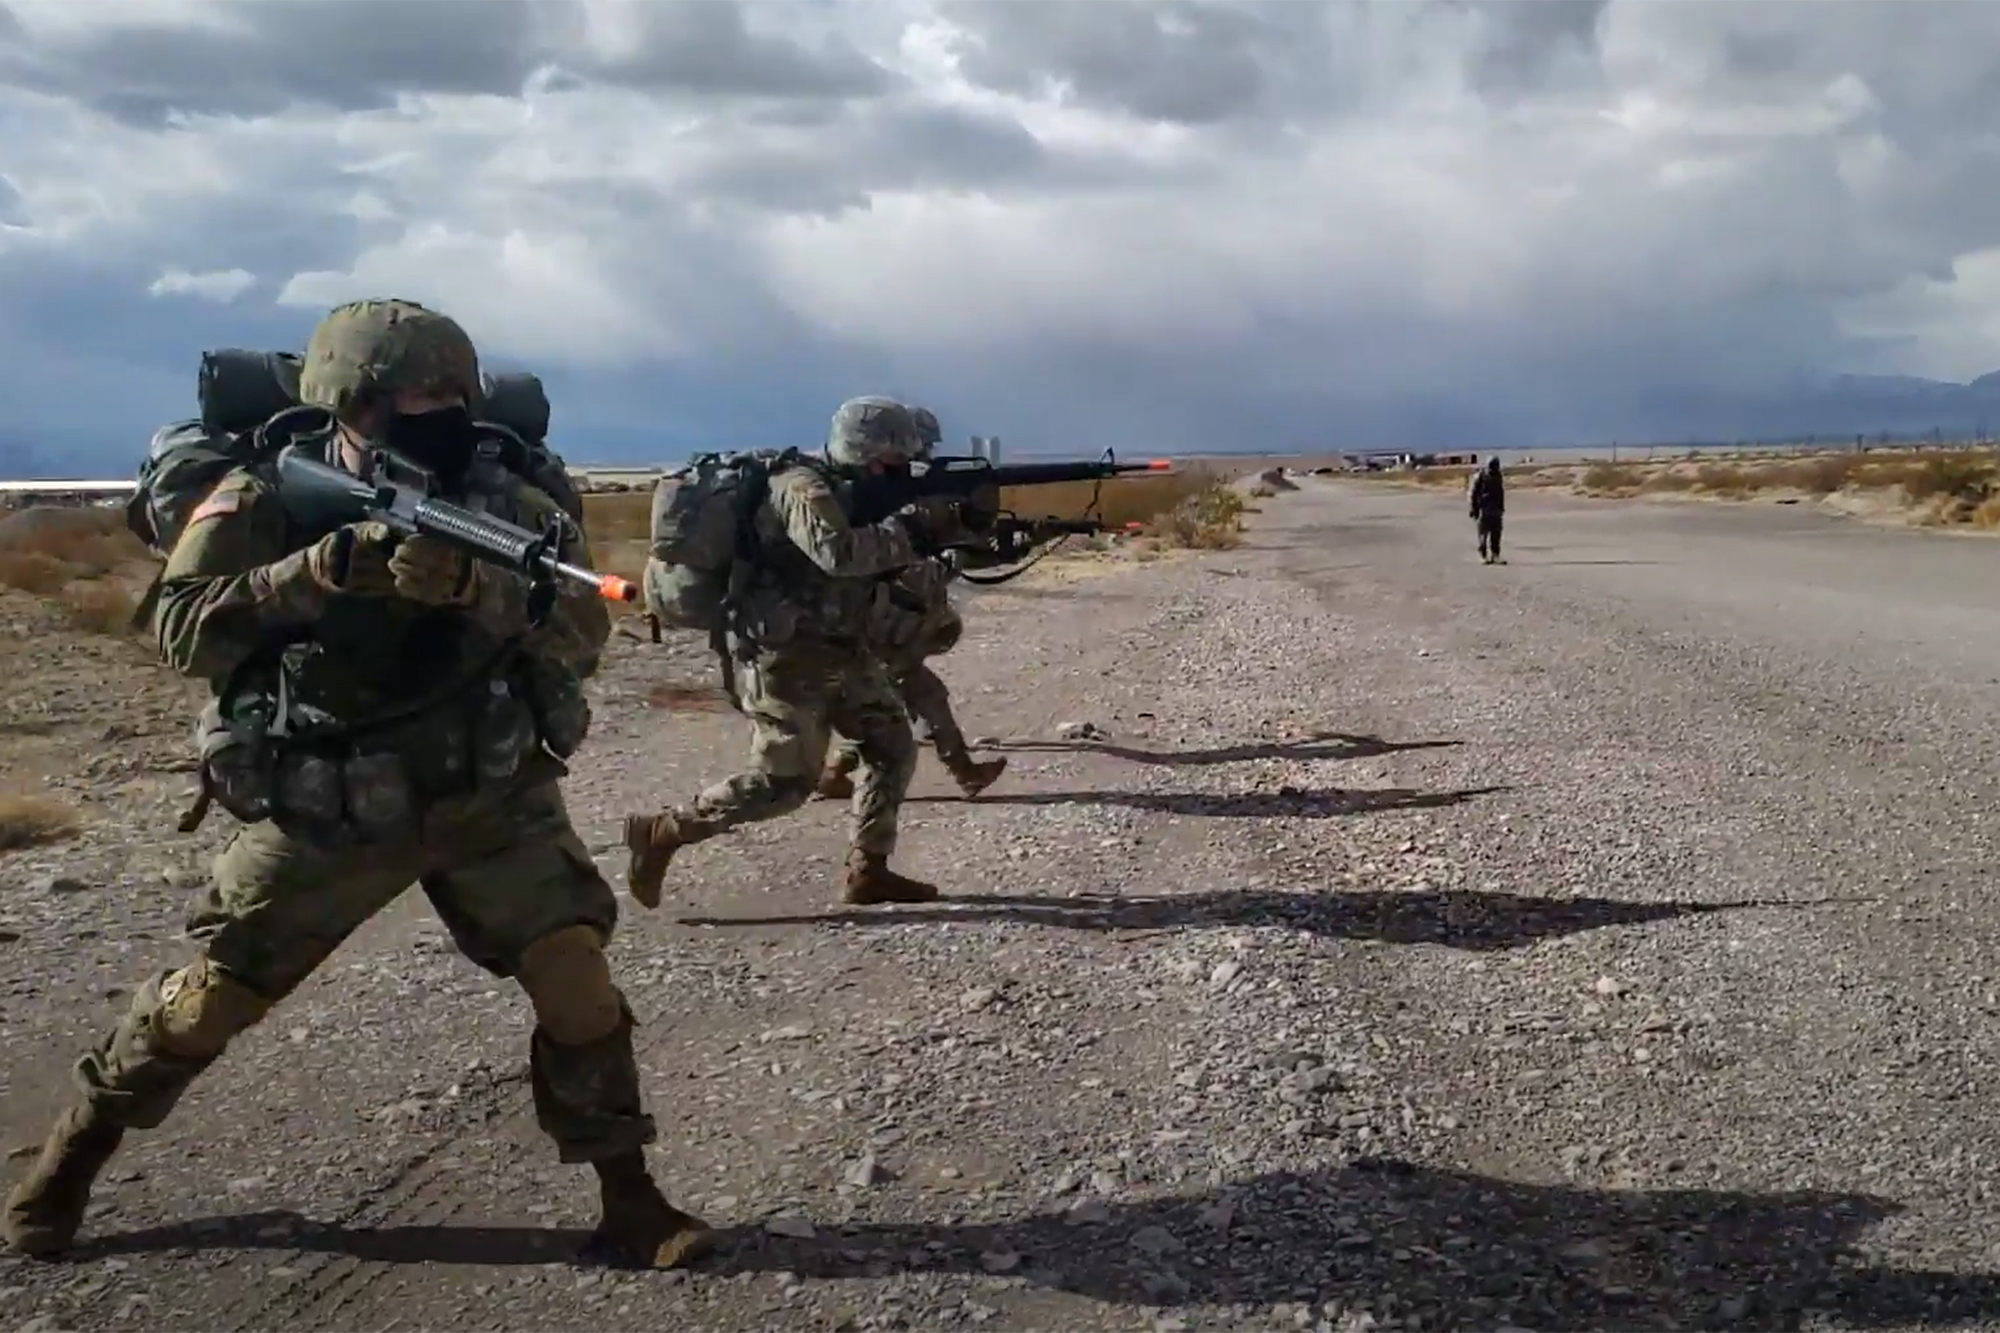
top-left (6, 481), bottom-right (2000, 1330)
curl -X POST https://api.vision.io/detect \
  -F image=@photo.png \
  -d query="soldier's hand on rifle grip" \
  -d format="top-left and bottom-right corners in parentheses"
top-left (893, 496), bottom-right (966, 551)
top-left (388, 535), bottom-right (482, 608)
top-left (303, 521), bottom-right (398, 597)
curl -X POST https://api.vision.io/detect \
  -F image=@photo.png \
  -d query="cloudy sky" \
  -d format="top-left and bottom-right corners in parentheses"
top-left (3, 0), bottom-right (2000, 472)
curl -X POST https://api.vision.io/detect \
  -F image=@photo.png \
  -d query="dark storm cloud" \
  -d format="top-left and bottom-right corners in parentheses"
top-left (561, 0), bottom-right (895, 100)
top-left (940, 0), bottom-right (1341, 126)
top-left (1459, 0), bottom-right (1608, 101)
top-left (0, 0), bottom-right (555, 124)
top-left (0, 0), bottom-right (893, 126)
top-left (11, 0), bottom-right (2000, 466)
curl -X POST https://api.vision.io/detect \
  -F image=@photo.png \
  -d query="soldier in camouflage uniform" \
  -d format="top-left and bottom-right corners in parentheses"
top-left (1, 299), bottom-right (714, 1270)
top-left (1469, 456), bottom-right (1505, 563)
top-left (623, 396), bottom-right (962, 909)
top-left (817, 405), bottom-right (1006, 803)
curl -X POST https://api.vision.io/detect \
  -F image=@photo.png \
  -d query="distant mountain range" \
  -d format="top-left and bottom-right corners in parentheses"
top-left (1631, 371), bottom-right (2000, 446)
top-left (7, 372), bottom-right (2000, 479)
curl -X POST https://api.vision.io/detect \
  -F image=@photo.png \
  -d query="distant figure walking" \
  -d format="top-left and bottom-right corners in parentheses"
top-left (1469, 457), bottom-right (1505, 564)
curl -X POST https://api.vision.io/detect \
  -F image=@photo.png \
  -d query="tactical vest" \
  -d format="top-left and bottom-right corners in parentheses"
top-left (192, 421), bottom-right (591, 846)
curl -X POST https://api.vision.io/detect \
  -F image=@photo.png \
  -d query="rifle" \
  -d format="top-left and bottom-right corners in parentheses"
top-left (845, 450), bottom-right (1171, 582)
top-left (273, 446), bottom-right (637, 623)
top-left (845, 452), bottom-right (1171, 529)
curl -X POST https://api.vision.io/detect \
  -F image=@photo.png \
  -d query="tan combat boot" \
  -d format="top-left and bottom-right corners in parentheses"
top-left (943, 753), bottom-right (1008, 799)
top-left (622, 812), bottom-right (687, 910)
top-left (3, 1104), bottom-right (125, 1257)
top-left (841, 849), bottom-right (940, 905)
top-left (585, 1153), bottom-right (718, 1269)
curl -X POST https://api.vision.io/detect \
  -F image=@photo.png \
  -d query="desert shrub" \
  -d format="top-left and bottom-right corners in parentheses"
top-left (0, 551), bottom-right (82, 596)
top-left (1894, 454), bottom-right (1995, 503)
top-left (0, 507), bottom-right (149, 571)
top-left (59, 581), bottom-right (139, 636)
top-left (1639, 470), bottom-right (1697, 492)
top-left (0, 507), bottom-right (150, 636)
top-left (1155, 483), bottom-right (1245, 549)
top-left (1579, 464), bottom-right (1636, 493)
top-left (1802, 455), bottom-right (1860, 494)
top-left (0, 791), bottom-right (80, 851)
top-left (1692, 464), bottom-right (1752, 495)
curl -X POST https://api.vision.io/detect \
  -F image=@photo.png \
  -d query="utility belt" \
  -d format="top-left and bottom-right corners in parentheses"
top-left (183, 653), bottom-right (590, 845)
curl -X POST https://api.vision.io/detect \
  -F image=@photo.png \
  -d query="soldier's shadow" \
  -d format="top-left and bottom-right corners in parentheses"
top-left (986, 730), bottom-right (1461, 767)
top-left (676, 887), bottom-right (1838, 950)
top-left (906, 784), bottom-right (1505, 818)
top-left (72, 1159), bottom-right (2000, 1328)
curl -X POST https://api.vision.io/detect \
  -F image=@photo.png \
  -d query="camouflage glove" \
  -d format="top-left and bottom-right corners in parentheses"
top-left (388, 535), bottom-right (536, 634)
top-left (895, 496), bottom-right (968, 551)
top-left (301, 521), bottom-right (398, 596)
top-left (387, 535), bottom-right (480, 606)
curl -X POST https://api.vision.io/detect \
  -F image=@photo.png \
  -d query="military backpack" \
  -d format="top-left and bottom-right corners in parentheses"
top-left (644, 447), bottom-right (821, 635)
top-left (124, 349), bottom-right (584, 561)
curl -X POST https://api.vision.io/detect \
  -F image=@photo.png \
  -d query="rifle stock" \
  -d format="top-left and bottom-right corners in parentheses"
top-left (272, 447), bottom-right (636, 614)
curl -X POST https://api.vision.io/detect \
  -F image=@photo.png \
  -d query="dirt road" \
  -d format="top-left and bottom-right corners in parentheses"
top-left (7, 480), bottom-right (2000, 1331)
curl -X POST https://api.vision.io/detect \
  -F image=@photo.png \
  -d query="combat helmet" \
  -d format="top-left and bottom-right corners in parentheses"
top-left (297, 298), bottom-right (483, 421)
top-left (826, 396), bottom-right (920, 468)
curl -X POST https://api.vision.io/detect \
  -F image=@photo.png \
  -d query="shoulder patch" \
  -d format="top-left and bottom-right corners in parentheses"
top-left (185, 488), bottom-right (245, 528)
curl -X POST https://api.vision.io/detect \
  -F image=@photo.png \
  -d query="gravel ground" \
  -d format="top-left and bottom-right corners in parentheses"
top-left (7, 480), bottom-right (2000, 1331)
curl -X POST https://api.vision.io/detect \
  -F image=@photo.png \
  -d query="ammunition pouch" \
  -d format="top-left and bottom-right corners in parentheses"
top-left (515, 654), bottom-right (590, 760)
top-left (194, 653), bottom-right (586, 844)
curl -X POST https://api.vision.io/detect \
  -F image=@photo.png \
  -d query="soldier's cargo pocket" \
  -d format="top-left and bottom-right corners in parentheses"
top-left (420, 826), bottom-right (619, 979)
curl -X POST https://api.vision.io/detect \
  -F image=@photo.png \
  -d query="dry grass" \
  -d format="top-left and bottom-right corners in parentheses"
top-left (578, 490), bottom-right (653, 617)
top-left (1574, 448), bottom-right (2000, 503)
top-left (58, 581), bottom-right (140, 635)
top-left (1410, 465), bottom-right (1478, 489)
top-left (0, 506), bottom-right (153, 636)
top-left (0, 790), bottom-right (81, 851)
top-left (1005, 470), bottom-right (1247, 550)
top-left (1529, 445), bottom-right (2000, 530)
top-left (995, 471), bottom-right (1217, 527)
top-left (1155, 482), bottom-right (1247, 549)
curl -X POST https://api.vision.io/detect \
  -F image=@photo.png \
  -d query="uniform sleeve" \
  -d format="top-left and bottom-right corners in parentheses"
top-left (152, 471), bottom-right (325, 682)
top-left (894, 556), bottom-right (954, 607)
top-left (769, 467), bottom-right (919, 578)
top-left (461, 488), bottom-right (612, 679)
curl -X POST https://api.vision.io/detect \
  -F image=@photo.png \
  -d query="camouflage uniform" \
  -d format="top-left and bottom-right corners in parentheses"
top-left (3, 300), bottom-right (713, 1271)
top-left (1470, 457), bottom-right (1505, 563)
top-left (818, 406), bottom-right (1007, 803)
top-left (624, 397), bottom-right (956, 908)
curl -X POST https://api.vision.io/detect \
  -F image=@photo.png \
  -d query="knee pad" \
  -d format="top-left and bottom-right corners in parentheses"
top-left (518, 924), bottom-right (624, 1046)
top-left (155, 957), bottom-right (272, 1059)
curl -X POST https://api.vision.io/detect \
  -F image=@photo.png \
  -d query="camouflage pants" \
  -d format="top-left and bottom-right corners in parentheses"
top-left (73, 778), bottom-right (656, 1164)
top-left (677, 639), bottom-right (916, 856)
top-left (833, 605), bottom-right (967, 768)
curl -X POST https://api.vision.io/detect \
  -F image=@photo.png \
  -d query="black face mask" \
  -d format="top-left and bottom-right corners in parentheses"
top-left (382, 405), bottom-right (480, 491)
